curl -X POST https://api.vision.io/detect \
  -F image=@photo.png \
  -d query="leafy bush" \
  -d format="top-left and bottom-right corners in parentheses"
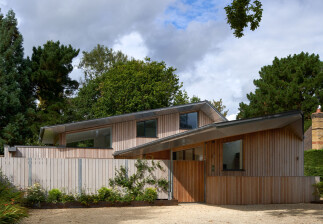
top-left (25, 183), bottom-right (46, 206)
top-left (97, 187), bottom-right (112, 201)
top-left (141, 188), bottom-right (157, 203)
top-left (106, 189), bottom-right (122, 203)
top-left (313, 182), bottom-right (323, 197)
top-left (304, 149), bottom-right (323, 180)
top-left (47, 189), bottom-right (62, 203)
top-left (0, 170), bottom-right (28, 223)
top-left (61, 193), bottom-right (76, 203)
top-left (77, 193), bottom-right (99, 206)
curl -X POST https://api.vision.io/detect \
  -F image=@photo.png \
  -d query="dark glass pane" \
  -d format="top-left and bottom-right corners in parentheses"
top-left (187, 112), bottom-right (198, 129)
top-left (137, 121), bottom-right (145, 137)
top-left (180, 114), bottom-right (188, 129)
top-left (223, 140), bottom-right (243, 170)
top-left (180, 112), bottom-right (198, 129)
top-left (176, 151), bottom-right (184, 160)
top-left (145, 120), bottom-right (157, 137)
top-left (66, 127), bottom-right (111, 148)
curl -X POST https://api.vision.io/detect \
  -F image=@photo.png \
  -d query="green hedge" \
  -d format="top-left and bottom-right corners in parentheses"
top-left (304, 149), bottom-right (323, 180)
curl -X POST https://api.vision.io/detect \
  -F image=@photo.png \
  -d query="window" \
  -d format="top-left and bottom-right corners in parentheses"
top-left (222, 139), bottom-right (243, 170)
top-left (66, 127), bottom-right (112, 148)
top-left (172, 146), bottom-right (203, 161)
top-left (137, 119), bottom-right (157, 137)
top-left (180, 112), bottom-right (198, 129)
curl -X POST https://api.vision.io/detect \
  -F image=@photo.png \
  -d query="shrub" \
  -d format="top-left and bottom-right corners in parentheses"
top-left (0, 170), bottom-right (28, 223)
top-left (141, 188), bottom-right (157, 203)
top-left (0, 202), bottom-right (27, 224)
top-left (97, 187), bottom-right (112, 201)
top-left (106, 189), bottom-right (122, 203)
top-left (304, 149), bottom-right (323, 180)
top-left (47, 189), bottom-right (62, 203)
top-left (25, 183), bottom-right (46, 207)
top-left (77, 193), bottom-right (99, 206)
top-left (61, 193), bottom-right (76, 203)
top-left (313, 182), bottom-right (323, 197)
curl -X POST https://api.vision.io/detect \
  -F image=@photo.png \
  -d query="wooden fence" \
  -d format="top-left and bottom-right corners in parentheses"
top-left (0, 157), bottom-right (170, 199)
top-left (206, 176), bottom-right (319, 205)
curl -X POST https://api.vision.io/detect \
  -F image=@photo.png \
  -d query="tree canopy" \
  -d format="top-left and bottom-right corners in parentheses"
top-left (0, 10), bottom-right (35, 152)
top-left (237, 52), bottom-right (323, 128)
top-left (74, 58), bottom-right (189, 119)
top-left (225, 0), bottom-right (263, 38)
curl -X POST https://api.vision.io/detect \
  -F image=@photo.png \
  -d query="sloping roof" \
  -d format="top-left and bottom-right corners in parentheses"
top-left (40, 101), bottom-right (226, 144)
top-left (114, 111), bottom-right (303, 158)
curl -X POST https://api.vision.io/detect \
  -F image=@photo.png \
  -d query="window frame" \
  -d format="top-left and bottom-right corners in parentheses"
top-left (179, 111), bottom-right (199, 130)
top-left (65, 126), bottom-right (113, 149)
top-left (136, 119), bottom-right (158, 138)
top-left (222, 139), bottom-right (244, 171)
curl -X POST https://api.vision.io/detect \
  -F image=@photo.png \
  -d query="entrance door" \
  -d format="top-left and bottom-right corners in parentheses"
top-left (173, 160), bottom-right (204, 202)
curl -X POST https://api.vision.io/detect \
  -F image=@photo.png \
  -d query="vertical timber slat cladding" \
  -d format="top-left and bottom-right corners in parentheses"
top-left (199, 110), bottom-right (214, 127)
top-left (12, 147), bottom-right (114, 159)
top-left (173, 161), bottom-right (204, 203)
top-left (205, 127), bottom-right (303, 177)
top-left (206, 176), bottom-right (317, 205)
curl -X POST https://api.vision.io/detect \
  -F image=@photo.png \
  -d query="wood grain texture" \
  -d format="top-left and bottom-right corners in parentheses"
top-left (206, 176), bottom-right (317, 205)
top-left (0, 157), bottom-right (169, 199)
top-left (173, 161), bottom-right (204, 202)
top-left (206, 127), bottom-right (304, 177)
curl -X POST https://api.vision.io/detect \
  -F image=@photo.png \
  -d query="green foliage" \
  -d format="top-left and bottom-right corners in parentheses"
top-left (304, 149), bottom-right (323, 180)
top-left (313, 182), bottom-right (323, 197)
top-left (225, 0), bottom-right (263, 38)
top-left (25, 183), bottom-right (46, 207)
top-left (109, 159), bottom-right (168, 201)
top-left (61, 193), bottom-right (76, 203)
top-left (211, 99), bottom-right (229, 118)
top-left (77, 193), bottom-right (99, 206)
top-left (0, 9), bottom-right (35, 153)
top-left (75, 57), bottom-right (189, 120)
top-left (97, 187), bottom-right (113, 201)
top-left (141, 188), bottom-right (158, 203)
top-left (0, 170), bottom-right (28, 223)
top-left (237, 52), bottom-right (323, 125)
top-left (78, 44), bottom-right (128, 81)
top-left (47, 189), bottom-right (62, 204)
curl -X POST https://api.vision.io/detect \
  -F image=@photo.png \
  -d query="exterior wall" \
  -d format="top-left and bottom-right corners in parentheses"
top-left (205, 127), bottom-right (304, 177)
top-left (312, 111), bottom-right (323, 149)
top-left (206, 176), bottom-right (318, 205)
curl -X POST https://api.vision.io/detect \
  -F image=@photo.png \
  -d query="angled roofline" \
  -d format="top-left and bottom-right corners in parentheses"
top-left (113, 110), bottom-right (303, 157)
top-left (39, 101), bottom-right (226, 143)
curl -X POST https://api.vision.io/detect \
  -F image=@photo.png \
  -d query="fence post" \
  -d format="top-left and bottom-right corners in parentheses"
top-left (125, 159), bottom-right (128, 179)
top-left (78, 159), bottom-right (82, 195)
top-left (28, 158), bottom-right (32, 187)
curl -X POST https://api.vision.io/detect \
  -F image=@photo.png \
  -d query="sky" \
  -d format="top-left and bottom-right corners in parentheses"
top-left (1, 0), bottom-right (322, 120)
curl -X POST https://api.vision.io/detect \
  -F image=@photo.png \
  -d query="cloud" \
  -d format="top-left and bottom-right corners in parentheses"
top-left (113, 32), bottom-right (149, 60)
top-left (1, 0), bottom-right (323, 117)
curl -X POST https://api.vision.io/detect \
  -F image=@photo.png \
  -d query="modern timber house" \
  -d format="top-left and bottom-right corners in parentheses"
top-left (5, 101), bottom-right (319, 204)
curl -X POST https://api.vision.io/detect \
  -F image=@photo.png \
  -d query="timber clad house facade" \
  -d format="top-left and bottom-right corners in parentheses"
top-left (4, 101), bottom-right (320, 204)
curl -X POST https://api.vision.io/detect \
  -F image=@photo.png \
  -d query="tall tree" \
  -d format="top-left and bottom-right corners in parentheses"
top-left (211, 99), bottom-right (229, 117)
top-left (0, 9), bottom-right (35, 153)
top-left (75, 58), bottom-right (189, 119)
top-left (225, 0), bottom-right (263, 38)
top-left (237, 52), bottom-right (323, 129)
top-left (78, 44), bottom-right (128, 82)
top-left (31, 41), bottom-right (79, 111)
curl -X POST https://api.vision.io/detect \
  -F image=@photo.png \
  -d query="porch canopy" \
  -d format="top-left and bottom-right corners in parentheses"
top-left (113, 111), bottom-right (303, 158)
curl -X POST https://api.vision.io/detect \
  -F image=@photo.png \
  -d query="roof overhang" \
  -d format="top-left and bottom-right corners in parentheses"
top-left (113, 111), bottom-right (303, 158)
top-left (40, 101), bottom-right (226, 144)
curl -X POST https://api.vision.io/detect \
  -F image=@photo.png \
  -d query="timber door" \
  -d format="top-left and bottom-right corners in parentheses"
top-left (173, 160), bottom-right (204, 202)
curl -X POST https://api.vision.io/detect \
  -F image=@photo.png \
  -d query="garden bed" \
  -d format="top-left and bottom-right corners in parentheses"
top-left (28, 199), bottom-right (178, 209)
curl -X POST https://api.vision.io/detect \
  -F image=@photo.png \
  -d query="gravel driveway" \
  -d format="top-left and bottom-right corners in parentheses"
top-left (22, 203), bottom-right (323, 224)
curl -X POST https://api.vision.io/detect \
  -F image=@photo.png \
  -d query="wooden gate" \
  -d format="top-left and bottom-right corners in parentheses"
top-left (173, 161), bottom-right (204, 202)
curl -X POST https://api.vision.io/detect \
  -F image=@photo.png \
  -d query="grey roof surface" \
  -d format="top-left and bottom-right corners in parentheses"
top-left (40, 101), bottom-right (226, 144)
top-left (114, 111), bottom-right (303, 157)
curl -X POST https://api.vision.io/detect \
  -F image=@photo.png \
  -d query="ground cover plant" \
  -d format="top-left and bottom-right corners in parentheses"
top-left (0, 170), bottom-right (28, 223)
